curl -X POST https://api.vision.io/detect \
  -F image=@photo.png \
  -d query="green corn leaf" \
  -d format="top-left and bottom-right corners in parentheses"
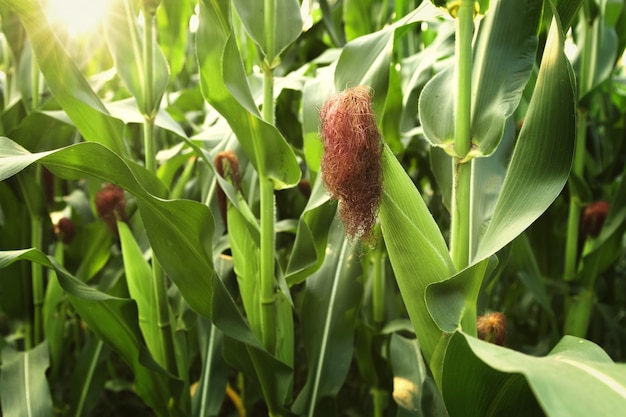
top-left (191, 319), bottom-right (228, 417)
top-left (232, 0), bottom-right (303, 62)
top-left (196, 0), bottom-right (300, 189)
top-left (473, 11), bottom-right (575, 261)
top-left (442, 332), bottom-right (626, 417)
top-left (105, 0), bottom-right (170, 115)
top-left (118, 221), bottom-right (163, 366)
top-left (284, 175), bottom-right (334, 286)
top-left (419, 0), bottom-right (542, 156)
top-left (0, 138), bottom-right (215, 320)
top-left (0, 342), bottom-right (53, 417)
top-left (292, 218), bottom-right (363, 416)
top-left (0, 249), bottom-right (185, 416)
top-left (335, 1), bottom-right (442, 116)
top-left (212, 276), bottom-right (293, 415)
top-left (157, 0), bottom-right (194, 82)
top-left (379, 143), bottom-right (455, 363)
top-left (0, 0), bottom-right (128, 156)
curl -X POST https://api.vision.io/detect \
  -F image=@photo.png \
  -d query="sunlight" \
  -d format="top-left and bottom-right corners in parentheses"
top-left (46, 0), bottom-right (111, 37)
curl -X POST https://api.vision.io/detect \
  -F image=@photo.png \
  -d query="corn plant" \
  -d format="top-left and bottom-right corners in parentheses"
top-left (0, 0), bottom-right (626, 416)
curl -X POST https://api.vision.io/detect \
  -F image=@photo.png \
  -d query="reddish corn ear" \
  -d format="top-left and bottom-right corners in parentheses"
top-left (581, 200), bottom-right (610, 238)
top-left (319, 85), bottom-right (383, 243)
top-left (477, 312), bottom-right (506, 346)
top-left (95, 183), bottom-right (128, 235)
top-left (214, 151), bottom-right (242, 231)
top-left (54, 217), bottom-right (76, 245)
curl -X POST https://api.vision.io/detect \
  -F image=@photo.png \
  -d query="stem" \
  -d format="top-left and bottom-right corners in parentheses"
top-left (259, 177), bottom-right (277, 355)
top-left (564, 109), bottom-right (587, 280)
top-left (141, 5), bottom-right (177, 374)
top-left (31, 200), bottom-right (44, 345)
top-left (450, 0), bottom-right (474, 270)
top-left (371, 388), bottom-right (385, 417)
top-left (564, 5), bottom-right (593, 281)
top-left (259, 2), bottom-right (278, 355)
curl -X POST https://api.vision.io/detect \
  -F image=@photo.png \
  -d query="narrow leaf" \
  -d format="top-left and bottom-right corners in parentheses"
top-left (292, 219), bottom-right (363, 416)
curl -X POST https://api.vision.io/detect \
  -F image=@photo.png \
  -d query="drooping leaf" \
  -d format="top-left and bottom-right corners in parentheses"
top-left (0, 249), bottom-right (185, 416)
top-left (0, 0), bottom-right (128, 156)
top-left (0, 138), bottom-right (215, 320)
top-left (196, 0), bottom-right (300, 189)
top-left (442, 332), bottom-right (626, 417)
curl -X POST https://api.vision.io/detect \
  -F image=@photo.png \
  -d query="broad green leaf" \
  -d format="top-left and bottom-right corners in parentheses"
top-left (335, 1), bottom-right (441, 116)
top-left (0, 342), bottom-right (53, 417)
top-left (0, 0), bottom-right (128, 156)
top-left (474, 12), bottom-right (575, 261)
top-left (292, 218), bottom-right (363, 416)
top-left (196, 0), bottom-right (300, 189)
top-left (379, 143), bottom-right (455, 363)
top-left (426, 258), bottom-right (491, 334)
top-left (419, 0), bottom-right (542, 156)
top-left (105, 0), bottom-right (170, 115)
top-left (442, 332), bottom-right (626, 417)
top-left (0, 137), bottom-right (215, 320)
top-left (0, 249), bottom-right (185, 416)
top-left (212, 276), bottom-right (293, 415)
top-left (232, 0), bottom-right (303, 61)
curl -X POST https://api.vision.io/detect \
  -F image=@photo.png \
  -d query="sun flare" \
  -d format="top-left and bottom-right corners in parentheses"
top-left (46, 0), bottom-right (111, 37)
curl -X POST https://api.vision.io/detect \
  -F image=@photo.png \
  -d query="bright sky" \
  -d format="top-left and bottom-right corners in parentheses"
top-left (45, 0), bottom-right (111, 37)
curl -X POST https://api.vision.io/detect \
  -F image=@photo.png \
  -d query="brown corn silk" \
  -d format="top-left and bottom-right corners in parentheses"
top-left (320, 85), bottom-right (382, 242)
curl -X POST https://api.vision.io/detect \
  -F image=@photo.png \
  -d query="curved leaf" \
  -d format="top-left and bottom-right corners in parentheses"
top-left (442, 332), bottom-right (626, 417)
top-left (196, 0), bottom-right (300, 189)
top-left (0, 137), bottom-right (215, 320)
top-left (379, 143), bottom-right (455, 363)
top-left (0, 0), bottom-right (128, 156)
top-left (0, 249), bottom-right (185, 416)
top-left (232, 0), bottom-right (303, 61)
top-left (474, 11), bottom-right (575, 261)
top-left (419, 0), bottom-right (542, 156)
top-left (335, 1), bottom-right (442, 115)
